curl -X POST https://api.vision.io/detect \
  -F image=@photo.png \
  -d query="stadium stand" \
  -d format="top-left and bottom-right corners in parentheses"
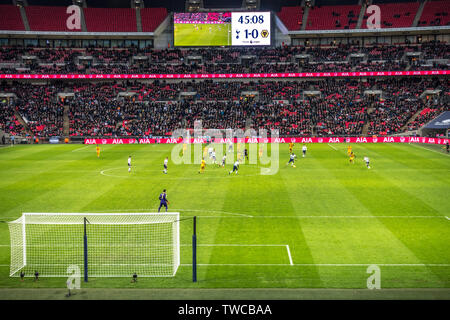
top-left (277, 6), bottom-right (304, 31)
top-left (0, 78), bottom-right (447, 137)
top-left (417, 0), bottom-right (450, 27)
top-left (25, 6), bottom-right (80, 31)
top-left (361, 2), bottom-right (419, 29)
top-left (140, 7), bottom-right (168, 32)
top-left (84, 8), bottom-right (137, 32)
top-left (0, 5), bottom-right (25, 31)
top-left (0, 2), bottom-right (448, 140)
top-left (306, 4), bottom-right (361, 30)
top-left (0, 42), bottom-right (448, 74)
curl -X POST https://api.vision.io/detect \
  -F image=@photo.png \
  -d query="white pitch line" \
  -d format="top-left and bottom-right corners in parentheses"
top-left (78, 208), bottom-right (254, 218)
top-left (2, 264), bottom-right (448, 268)
top-left (1, 214), bottom-right (444, 219)
top-left (191, 215), bottom-right (446, 219)
top-left (408, 143), bottom-right (450, 156)
top-left (327, 143), bottom-right (338, 151)
top-left (286, 245), bottom-right (293, 266)
top-left (190, 244), bottom-right (286, 247)
top-left (71, 145), bottom-right (90, 152)
top-left (446, 216), bottom-right (449, 220)
top-left (179, 263), bottom-right (450, 267)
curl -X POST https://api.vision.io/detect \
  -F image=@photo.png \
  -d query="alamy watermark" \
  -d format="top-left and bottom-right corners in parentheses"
top-left (66, 264), bottom-right (81, 290)
top-left (66, 5), bottom-right (81, 30)
top-left (169, 121), bottom-right (280, 175)
top-left (366, 265), bottom-right (381, 289)
top-left (366, 5), bottom-right (381, 29)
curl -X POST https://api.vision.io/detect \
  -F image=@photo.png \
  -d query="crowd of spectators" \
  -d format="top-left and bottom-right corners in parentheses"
top-left (0, 99), bottom-right (23, 135)
top-left (0, 41), bottom-right (448, 74)
top-left (406, 103), bottom-right (448, 131)
top-left (0, 77), bottom-right (447, 138)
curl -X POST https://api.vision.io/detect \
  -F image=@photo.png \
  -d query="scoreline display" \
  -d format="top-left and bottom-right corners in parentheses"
top-left (173, 12), bottom-right (271, 47)
top-left (231, 12), bottom-right (271, 46)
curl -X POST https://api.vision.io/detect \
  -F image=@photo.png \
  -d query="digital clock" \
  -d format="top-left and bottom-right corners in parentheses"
top-left (231, 12), bottom-right (271, 46)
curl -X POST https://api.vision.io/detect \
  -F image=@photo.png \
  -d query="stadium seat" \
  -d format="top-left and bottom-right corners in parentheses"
top-left (361, 2), bottom-right (419, 29)
top-left (277, 6), bottom-right (304, 31)
top-left (306, 5), bottom-right (361, 30)
top-left (140, 8), bottom-right (168, 32)
top-left (0, 5), bottom-right (25, 31)
top-left (26, 6), bottom-right (80, 31)
top-left (84, 8), bottom-right (137, 32)
top-left (417, 0), bottom-right (450, 27)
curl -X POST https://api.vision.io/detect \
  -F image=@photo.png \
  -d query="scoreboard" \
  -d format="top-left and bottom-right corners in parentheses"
top-left (231, 12), bottom-right (271, 46)
top-left (173, 11), bottom-right (271, 47)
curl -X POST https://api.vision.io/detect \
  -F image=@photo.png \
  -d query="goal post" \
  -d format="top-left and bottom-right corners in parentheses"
top-left (7, 212), bottom-right (180, 278)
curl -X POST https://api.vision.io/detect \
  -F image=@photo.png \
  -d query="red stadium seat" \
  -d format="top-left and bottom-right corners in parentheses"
top-left (26, 6), bottom-right (81, 31)
top-left (306, 5), bottom-right (361, 30)
top-left (361, 2), bottom-right (419, 29)
top-left (0, 5), bottom-right (25, 31)
top-left (277, 6), bottom-right (303, 31)
top-left (417, 0), bottom-right (450, 27)
top-left (140, 8), bottom-right (168, 32)
top-left (84, 8), bottom-right (137, 32)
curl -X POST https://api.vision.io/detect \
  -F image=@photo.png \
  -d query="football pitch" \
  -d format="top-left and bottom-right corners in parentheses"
top-left (174, 23), bottom-right (231, 46)
top-left (0, 142), bottom-right (449, 299)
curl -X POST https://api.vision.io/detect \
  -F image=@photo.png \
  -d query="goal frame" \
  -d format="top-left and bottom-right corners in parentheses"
top-left (8, 212), bottom-right (181, 278)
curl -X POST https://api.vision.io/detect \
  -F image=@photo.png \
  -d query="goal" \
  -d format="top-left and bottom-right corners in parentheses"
top-left (7, 213), bottom-right (180, 278)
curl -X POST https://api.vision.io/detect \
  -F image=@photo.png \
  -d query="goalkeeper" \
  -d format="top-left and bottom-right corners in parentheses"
top-left (158, 189), bottom-right (170, 212)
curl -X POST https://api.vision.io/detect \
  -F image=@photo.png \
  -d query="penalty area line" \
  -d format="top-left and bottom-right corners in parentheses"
top-left (327, 143), bottom-right (338, 151)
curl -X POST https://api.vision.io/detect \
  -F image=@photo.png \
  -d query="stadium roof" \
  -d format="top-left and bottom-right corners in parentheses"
top-left (423, 111), bottom-right (450, 129)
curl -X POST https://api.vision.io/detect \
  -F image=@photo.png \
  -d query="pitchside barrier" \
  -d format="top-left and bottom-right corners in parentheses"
top-left (83, 137), bottom-right (450, 145)
top-left (0, 70), bottom-right (448, 79)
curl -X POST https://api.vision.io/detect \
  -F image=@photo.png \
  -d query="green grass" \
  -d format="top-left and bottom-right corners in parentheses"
top-left (0, 143), bottom-right (449, 298)
top-left (174, 23), bottom-right (231, 46)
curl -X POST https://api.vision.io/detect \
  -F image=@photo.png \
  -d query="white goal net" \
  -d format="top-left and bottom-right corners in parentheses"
top-left (7, 213), bottom-right (180, 278)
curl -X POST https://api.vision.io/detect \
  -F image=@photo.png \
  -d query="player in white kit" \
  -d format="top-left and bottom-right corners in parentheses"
top-left (128, 156), bottom-right (132, 173)
top-left (163, 157), bottom-right (168, 174)
top-left (221, 155), bottom-right (227, 167)
top-left (208, 146), bottom-right (213, 158)
top-left (229, 160), bottom-right (239, 175)
top-left (302, 144), bottom-right (307, 157)
top-left (364, 156), bottom-right (370, 169)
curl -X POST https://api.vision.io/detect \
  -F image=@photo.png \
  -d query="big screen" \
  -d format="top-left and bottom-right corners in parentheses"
top-left (174, 12), bottom-right (271, 47)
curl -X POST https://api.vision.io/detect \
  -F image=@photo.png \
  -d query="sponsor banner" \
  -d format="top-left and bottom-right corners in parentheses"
top-left (49, 137), bottom-right (60, 144)
top-left (84, 137), bottom-right (449, 145)
top-left (84, 138), bottom-right (139, 144)
top-left (1, 70), bottom-right (448, 80)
